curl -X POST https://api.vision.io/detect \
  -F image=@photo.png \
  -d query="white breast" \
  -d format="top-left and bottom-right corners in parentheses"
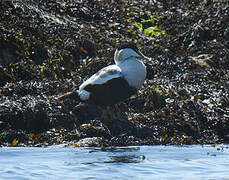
top-left (118, 58), bottom-right (146, 89)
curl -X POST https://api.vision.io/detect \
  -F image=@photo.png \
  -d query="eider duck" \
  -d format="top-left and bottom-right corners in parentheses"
top-left (58, 43), bottom-right (148, 107)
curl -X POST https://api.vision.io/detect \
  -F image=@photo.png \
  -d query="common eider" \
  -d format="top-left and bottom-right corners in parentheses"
top-left (58, 43), bottom-right (148, 107)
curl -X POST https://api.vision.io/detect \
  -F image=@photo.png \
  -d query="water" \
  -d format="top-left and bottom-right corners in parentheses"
top-left (0, 145), bottom-right (228, 180)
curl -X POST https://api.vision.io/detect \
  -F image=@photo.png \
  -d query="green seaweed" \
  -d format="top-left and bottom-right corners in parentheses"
top-left (144, 26), bottom-right (165, 37)
top-left (134, 16), bottom-right (165, 37)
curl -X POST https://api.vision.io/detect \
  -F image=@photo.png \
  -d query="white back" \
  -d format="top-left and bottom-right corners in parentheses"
top-left (79, 65), bottom-right (122, 90)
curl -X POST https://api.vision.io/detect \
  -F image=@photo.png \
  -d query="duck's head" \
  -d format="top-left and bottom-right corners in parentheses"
top-left (114, 43), bottom-right (148, 65)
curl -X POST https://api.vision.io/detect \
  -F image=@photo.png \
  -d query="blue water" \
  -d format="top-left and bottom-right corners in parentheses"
top-left (0, 145), bottom-right (228, 180)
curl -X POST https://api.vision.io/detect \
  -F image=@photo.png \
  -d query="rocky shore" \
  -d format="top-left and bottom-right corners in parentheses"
top-left (0, 0), bottom-right (228, 147)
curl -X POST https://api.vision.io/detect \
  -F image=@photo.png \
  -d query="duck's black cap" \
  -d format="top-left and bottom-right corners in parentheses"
top-left (116, 42), bottom-right (140, 53)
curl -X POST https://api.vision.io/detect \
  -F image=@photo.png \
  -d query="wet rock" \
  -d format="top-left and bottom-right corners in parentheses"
top-left (78, 120), bottom-right (111, 139)
top-left (75, 137), bottom-right (106, 147)
top-left (0, 39), bottom-right (20, 65)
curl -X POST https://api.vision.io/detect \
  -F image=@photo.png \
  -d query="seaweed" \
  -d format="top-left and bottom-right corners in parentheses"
top-left (0, 0), bottom-right (228, 147)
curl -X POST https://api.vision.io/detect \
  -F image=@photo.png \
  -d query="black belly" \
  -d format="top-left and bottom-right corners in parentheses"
top-left (84, 77), bottom-right (137, 107)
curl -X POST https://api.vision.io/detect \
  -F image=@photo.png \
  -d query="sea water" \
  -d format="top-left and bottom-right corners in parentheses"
top-left (0, 145), bottom-right (229, 180)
